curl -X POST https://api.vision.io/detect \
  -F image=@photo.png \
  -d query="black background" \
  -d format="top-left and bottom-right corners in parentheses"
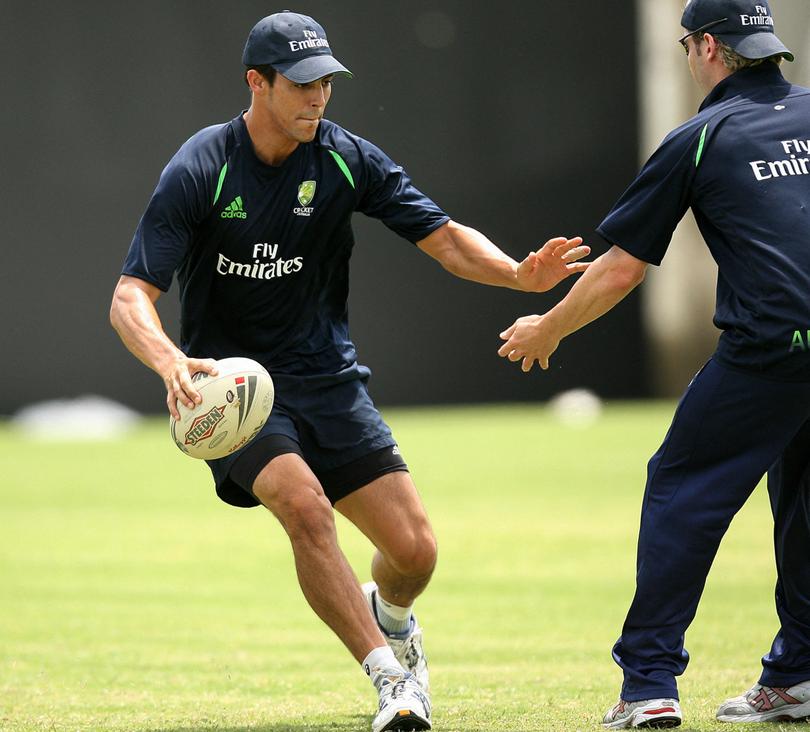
top-left (1, 1), bottom-right (643, 414)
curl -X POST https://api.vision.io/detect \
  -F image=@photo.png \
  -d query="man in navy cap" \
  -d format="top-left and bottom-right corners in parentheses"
top-left (110, 10), bottom-right (588, 732)
top-left (498, 0), bottom-right (810, 727)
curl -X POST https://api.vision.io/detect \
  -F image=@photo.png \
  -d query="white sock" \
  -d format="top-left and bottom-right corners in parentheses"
top-left (372, 590), bottom-right (413, 637)
top-left (362, 646), bottom-right (403, 689)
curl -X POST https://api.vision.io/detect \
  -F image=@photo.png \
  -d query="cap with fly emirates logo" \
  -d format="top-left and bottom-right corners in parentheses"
top-left (681, 0), bottom-right (794, 61)
top-left (242, 11), bottom-right (354, 83)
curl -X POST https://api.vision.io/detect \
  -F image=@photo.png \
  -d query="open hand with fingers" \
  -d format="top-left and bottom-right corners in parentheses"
top-left (498, 314), bottom-right (560, 373)
top-left (516, 236), bottom-right (590, 292)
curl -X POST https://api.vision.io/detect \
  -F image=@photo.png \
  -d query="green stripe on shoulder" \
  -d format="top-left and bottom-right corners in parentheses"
top-left (328, 149), bottom-right (355, 189)
top-left (695, 123), bottom-right (708, 167)
top-left (213, 162), bottom-right (228, 206)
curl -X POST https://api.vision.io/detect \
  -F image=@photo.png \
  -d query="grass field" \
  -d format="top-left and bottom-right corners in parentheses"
top-left (0, 402), bottom-right (787, 732)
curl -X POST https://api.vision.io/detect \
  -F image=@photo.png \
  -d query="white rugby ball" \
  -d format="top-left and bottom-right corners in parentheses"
top-left (170, 357), bottom-right (274, 460)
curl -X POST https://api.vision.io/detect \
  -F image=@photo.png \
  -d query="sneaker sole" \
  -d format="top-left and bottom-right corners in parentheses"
top-left (717, 699), bottom-right (810, 723)
top-left (604, 712), bottom-right (682, 729)
top-left (635, 719), bottom-right (681, 729)
top-left (378, 710), bottom-right (432, 731)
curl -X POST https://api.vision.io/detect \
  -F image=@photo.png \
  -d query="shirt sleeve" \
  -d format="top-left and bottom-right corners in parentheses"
top-left (355, 140), bottom-right (450, 244)
top-left (122, 147), bottom-right (215, 291)
top-left (596, 121), bottom-right (705, 265)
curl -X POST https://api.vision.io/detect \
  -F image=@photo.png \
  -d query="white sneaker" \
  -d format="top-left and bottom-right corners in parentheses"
top-left (602, 698), bottom-right (682, 728)
top-left (371, 668), bottom-right (431, 732)
top-left (716, 680), bottom-right (810, 722)
top-left (362, 581), bottom-right (430, 693)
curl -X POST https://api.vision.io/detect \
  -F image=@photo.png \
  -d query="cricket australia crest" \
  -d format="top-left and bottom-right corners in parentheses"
top-left (294, 180), bottom-right (316, 217)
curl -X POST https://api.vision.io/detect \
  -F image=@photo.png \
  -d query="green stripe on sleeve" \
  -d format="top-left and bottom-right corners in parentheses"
top-left (695, 123), bottom-right (708, 167)
top-left (213, 162), bottom-right (228, 206)
top-left (328, 149), bottom-right (355, 189)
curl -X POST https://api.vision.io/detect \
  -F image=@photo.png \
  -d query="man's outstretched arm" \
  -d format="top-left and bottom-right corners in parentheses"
top-left (416, 220), bottom-right (590, 293)
top-left (497, 245), bottom-right (648, 372)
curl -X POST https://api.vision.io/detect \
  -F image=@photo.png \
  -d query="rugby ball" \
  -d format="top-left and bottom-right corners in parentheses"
top-left (170, 357), bottom-right (274, 460)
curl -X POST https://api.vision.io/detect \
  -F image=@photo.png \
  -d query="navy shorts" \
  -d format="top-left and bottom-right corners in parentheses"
top-left (207, 364), bottom-right (407, 507)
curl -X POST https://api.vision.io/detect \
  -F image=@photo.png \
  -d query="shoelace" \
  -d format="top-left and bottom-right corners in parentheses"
top-left (390, 680), bottom-right (407, 700)
top-left (379, 673), bottom-right (421, 700)
top-left (379, 675), bottom-right (430, 720)
top-left (377, 673), bottom-right (406, 711)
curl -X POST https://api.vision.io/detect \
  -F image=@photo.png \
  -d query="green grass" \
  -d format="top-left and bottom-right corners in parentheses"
top-left (0, 402), bottom-right (786, 731)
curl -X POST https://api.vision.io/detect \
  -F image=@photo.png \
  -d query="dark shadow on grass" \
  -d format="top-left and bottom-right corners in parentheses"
top-left (143, 723), bottom-right (575, 732)
top-left (139, 728), bottom-right (600, 732)
top-left (146, 729), bottom-right (704, 732)
top-left (143, 718), bottom-right (368, 732)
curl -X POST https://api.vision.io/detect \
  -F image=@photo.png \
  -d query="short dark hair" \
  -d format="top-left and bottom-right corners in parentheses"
top-left (244, 64), bottom-right (277, 87)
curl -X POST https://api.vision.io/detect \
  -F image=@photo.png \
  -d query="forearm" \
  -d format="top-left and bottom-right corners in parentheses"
top-left (110, 282), bottom-right (183, 378)
top-left (545, 247), bottom-right (646, 340)
top-left (498, 245), bottom-right (644, 371)
top-left (110, 276), bottom-right (219, 416)
top-left (420, 221), bottom-right (520, 288)
top-left (419, 220), bottom-right (589, 293)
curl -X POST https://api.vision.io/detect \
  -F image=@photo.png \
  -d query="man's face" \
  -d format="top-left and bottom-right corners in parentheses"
top-left (263, 73), bottom-right (334, 143)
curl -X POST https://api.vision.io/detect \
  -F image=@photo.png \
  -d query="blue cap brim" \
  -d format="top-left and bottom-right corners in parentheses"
top-left (715, 31), bottom-right (794, 62)
top-left (273, 55), bottom-right (353, 83)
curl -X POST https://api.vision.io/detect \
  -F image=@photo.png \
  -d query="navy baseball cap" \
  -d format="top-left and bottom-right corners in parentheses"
top-left (242, 11), bottom-right (353, 83)
top-left (681, 0), bottom-right (793, 61)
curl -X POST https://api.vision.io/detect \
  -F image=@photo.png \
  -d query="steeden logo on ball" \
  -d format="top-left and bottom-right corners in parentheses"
top-left (183, 405), bottom-right (227, 446)
top-left (170, 357), bottom-right (274, 460)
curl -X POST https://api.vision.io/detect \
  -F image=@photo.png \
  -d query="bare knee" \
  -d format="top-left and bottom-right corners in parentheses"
top-left (388, 524), bottom-right (438, 580)
top-left (254, 472), bottom-right (336, 548)
top-left (282, 492), bottom-right (336, 547)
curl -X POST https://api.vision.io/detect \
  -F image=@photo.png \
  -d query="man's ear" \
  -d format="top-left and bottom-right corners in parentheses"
top-left (703, 33), bottom-right (720, 61)
top-left (246, 69), bottom-right (266, 94)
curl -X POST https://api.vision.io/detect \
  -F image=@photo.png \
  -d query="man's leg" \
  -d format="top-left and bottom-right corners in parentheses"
top-left (612, 360), bottom-right (810, 703)
top-left (336, 471), bottom-right (437, 607)
top-left (762, 418), bottom-right (810, 684)
top-left (251, 452), bottom-right (389, 663)
top-left (336, 470), bottom-right (437, 691)
top-left (250, 453), bottom-right (432, 731)
top-left (712, 419), bottom-right (810, 723)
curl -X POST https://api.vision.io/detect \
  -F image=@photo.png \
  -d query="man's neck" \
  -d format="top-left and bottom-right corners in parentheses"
top-left (243, 107), bottom-right (298, 167)
top-left (703, 65), bottom-right (733, 96)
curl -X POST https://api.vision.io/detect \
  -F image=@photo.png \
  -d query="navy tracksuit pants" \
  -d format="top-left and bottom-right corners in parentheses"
top-left (615, 357), bottom-right (810, 701)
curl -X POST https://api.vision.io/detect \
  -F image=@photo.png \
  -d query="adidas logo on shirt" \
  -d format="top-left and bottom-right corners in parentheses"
top-left (221, 196), bottom-right (247, 219)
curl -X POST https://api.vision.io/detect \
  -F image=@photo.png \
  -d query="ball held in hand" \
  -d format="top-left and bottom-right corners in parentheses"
top-left (170, 357), bottom-right (274, 460)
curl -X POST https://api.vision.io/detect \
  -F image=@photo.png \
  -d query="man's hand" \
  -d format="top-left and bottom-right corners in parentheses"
top-left (498, 314), bottom-right (561, 373)
top-left (498, 246), bottom-right (647, 374)
top-left (162, 356), bottom-right (219, 419)
top-left (516, 237), bottom-right (590, 292)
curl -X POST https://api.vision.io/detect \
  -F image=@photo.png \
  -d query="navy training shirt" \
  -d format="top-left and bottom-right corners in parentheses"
top-left (123, 114), bottom-right (450, 377)
top-left (598, 65), bottom-right (810, 380)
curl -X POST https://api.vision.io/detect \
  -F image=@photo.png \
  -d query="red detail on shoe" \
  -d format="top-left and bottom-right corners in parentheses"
top-left (751, 689), bottom-right (774, 711)
top-left (645, 707), bottom-right (677, 715)
top-left (748, 686), bottom-right (802, 712)
top-left (771, 688), bottom-right (802, 705)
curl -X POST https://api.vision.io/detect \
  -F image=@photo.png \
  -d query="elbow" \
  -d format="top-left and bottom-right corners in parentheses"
top-left (109, 301), bottom-right (124, 337)
top-left (620, 263), bottom-right (647, 291)
top-left (606, 248), bottom-right (647, 292)
top-left (109, 282), bottom-right (129, 335)
top-left (109, 292), bottom-right (120, 332)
